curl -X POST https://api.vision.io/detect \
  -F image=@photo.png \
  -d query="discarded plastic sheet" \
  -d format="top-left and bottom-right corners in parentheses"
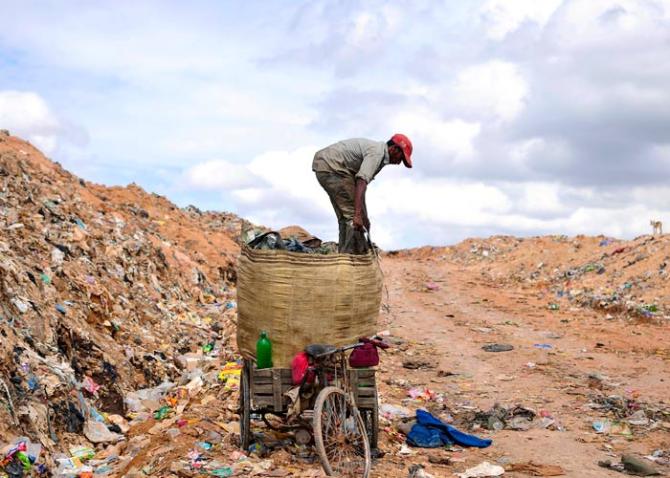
top-left (83, 420), bottom-right (124, 444)
top-left (456, 461), bottom-right (505, 478)
top-left (407, 410), bottom-right (492, 448)
top-left (210, 468), bottom-right (234, 477)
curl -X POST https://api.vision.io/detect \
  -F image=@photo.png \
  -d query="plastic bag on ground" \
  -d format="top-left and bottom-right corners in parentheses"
top-left (124, 381), bottom-right (175, 412)
top-left (83, 420), bottom-right (124, 443)
top-left (456, 462), bottom-right (505, 478)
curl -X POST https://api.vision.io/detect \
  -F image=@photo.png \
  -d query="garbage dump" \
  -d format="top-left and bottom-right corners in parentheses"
top-left (3, 130), bottom-right (670, 477)
top-left (0, 133), bottom-right (244, 476)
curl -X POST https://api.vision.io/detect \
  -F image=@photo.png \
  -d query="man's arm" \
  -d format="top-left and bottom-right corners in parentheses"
top-left (354, 142), bottom-right (384, 231)
top-left (353, 178), bottom-right (369, 230)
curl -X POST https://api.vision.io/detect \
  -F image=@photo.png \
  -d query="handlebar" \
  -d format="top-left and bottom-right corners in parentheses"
top-left (314, 342), bottom-right (363, 359)
top-left (313, 337), bottom-right (391, 359)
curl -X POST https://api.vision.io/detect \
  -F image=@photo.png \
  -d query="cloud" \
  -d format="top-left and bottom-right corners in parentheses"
top-left (3, 0), bottom-right (670, 248)
top-left (453, 61), bottom-right (528, 121)
top-left (388, 111), bottom-right (481, 165)
top-left (184, 160), bottom-right (262, 190)
top-left (480, 0), bottom-right (563, 40)
top-left (182, 146), bottom-right (337, 239)
top-left (0, 91), bottom-right (65, 154)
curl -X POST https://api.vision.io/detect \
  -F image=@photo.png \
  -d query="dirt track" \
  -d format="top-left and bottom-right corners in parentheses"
top-left (371, 254), bottom-right (669, 477)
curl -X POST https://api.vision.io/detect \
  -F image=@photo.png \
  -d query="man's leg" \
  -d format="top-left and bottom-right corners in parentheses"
top-left (315, 172), bottom-right (366, 253)
top-left (326, 174), bottom-right (369, 254)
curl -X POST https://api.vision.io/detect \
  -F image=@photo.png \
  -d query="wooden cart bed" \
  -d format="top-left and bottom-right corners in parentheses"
top-left (250, 367), bottom-right (377, 412)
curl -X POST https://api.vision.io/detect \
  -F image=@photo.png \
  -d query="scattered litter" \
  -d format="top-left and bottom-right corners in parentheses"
top-left (398, 444), bottom-right (415, 456)
top-left (428, 455), bottom-right (452, 465)
top-left (218, 362), bottom-right (242, 391)
top-left (82, 376), bottom-right (101, 395)
top-left (456, 461), bottom-right (505, 478)
top-left (210, 467), bottom-right (234, 477)
top-left (407, 410), bottom-right (492, 448)
top-left (380, 403), bottom-right (412, 420)
top-left (599, 455), bottom-right (661, 476)
top-left (407, 387), bottom-right (438, 401)
top-left (472, 404), bottom-right (558, 432)
top-left (153, 405), bottom-right (173, 420)
top-left (482, 344), bottom-right (514, 353)
top-left (402, 358), bottom-right (436, 369)
top-left (408, 463), bottom-right (434, 478)
top-left (83, 420), bottom-right (124, 443)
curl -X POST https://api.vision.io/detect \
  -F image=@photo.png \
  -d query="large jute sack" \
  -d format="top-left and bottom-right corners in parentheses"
top-left (236, 246), bottom-right (383, 367)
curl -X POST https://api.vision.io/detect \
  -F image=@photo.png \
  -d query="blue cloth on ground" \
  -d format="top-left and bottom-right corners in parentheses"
top-left (407, 409), bottom-right (492, 448)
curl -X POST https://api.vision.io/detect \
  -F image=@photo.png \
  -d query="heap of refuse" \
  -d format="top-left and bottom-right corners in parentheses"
top-left (0, 132), bottom-right (248, 476)
top-left (395, 234), bottom-right (670, 321)
top-left (243, 227), bottom-right (338, 254)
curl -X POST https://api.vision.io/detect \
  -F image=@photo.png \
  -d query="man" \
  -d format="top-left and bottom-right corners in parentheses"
top-left (312, 134), bottom-right (413, 254)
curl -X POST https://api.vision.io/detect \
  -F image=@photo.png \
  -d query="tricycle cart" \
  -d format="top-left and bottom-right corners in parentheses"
top-left (239, 344), bottom-right (379, 477)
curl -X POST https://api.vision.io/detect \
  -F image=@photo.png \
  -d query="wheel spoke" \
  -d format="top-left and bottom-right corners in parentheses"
top-left (315, 388), bottom-right (370, 477)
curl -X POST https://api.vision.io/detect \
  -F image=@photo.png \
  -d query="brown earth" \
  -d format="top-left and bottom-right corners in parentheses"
top-left (371, 248), bottom-right (669, 477)
top-left (1, 133), bottom-right (668, 477)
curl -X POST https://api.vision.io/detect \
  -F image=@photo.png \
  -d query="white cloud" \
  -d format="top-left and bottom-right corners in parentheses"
top-left (388, 111), bottom-right (481, 163)
top-left (454, 61), bottom-right (528, 121)
top-left (518, 183), bottom-right (564, 215)
top-left (0, 91), bottom-right (62, 154)
top-left (555, 205), bottom-right (667, 237)
top-left (185, 146), bottom-right (337, 239)
top-left (184, 160), bottom-right (261, 190)
top-left (370, 177), bottom-right (512, 227)
top-left (549, 0), bottom-right (668, 50)
top-left (244, 146), bottom-right (327, 204)
top-left (480, 0), bottom-right (563, 40)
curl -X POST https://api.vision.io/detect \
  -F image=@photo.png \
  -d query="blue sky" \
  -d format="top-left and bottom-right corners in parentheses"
top-left (1, 0), bottom-right (669, 248)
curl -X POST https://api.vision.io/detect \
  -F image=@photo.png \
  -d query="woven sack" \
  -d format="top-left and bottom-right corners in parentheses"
top-left (236, 246), bottom-right (382, 367)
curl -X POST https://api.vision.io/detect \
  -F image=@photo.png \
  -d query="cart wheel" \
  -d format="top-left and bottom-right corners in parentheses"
top-left (362, 396), bottom-right (379, 450)
top-left (239, 359), bottom-right (251, 450)
top-left (313, 386), bottom-right (371, 477)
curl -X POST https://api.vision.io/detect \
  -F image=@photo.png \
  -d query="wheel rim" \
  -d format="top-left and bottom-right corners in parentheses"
top-left (239, 360), bottom-right (251, 450)
top-left (314, 387), bottom-right (370, 477)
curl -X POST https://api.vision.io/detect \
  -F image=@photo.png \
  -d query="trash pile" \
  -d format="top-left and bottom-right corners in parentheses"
top-left (407, 234), bottom-right (670, 321)
top-left (471, 404), bottom-right (564, 432)
top-left (588, 393), bottom-right (670, 437)
top-left (243, 228), bottom-right (338, 254)
top-left (0, 133), bottom-right (247, 475)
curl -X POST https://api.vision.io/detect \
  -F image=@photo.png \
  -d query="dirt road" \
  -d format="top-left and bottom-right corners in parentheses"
top-left (371, 255), bottom-right (669, 477)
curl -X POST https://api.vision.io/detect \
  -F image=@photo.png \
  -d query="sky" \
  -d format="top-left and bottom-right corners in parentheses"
top-left (1, 0), bottom-right (669, 249)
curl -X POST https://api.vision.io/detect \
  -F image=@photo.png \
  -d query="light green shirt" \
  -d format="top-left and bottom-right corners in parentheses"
top-left (312, 138), bottom-right (390, 183)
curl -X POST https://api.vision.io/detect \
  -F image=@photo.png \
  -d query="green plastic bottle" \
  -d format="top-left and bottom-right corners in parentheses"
top-left (256, 331), bottom-right (273, 369)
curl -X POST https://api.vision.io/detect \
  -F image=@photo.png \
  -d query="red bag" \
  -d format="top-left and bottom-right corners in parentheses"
top-left (349, 342), bottom-right (380, 368)
top-left (291, 352), bottom-right (314, 385)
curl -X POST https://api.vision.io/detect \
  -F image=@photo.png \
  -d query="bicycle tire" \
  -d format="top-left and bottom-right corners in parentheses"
top-left (239, 359), bottom-right (251, 450)
top-left (313, 386), bottom-right (371, 477)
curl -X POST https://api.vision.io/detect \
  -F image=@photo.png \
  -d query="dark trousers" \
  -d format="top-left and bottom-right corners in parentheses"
top-left (315, 171), bottom-right (369, 254)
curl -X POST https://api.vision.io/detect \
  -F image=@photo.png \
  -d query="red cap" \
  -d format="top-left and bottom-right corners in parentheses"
top-left (391, 133), bottom-right (413, 168)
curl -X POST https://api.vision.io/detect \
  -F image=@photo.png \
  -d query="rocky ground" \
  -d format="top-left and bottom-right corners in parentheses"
top-left (1, 132), bottom-right (668, 477)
